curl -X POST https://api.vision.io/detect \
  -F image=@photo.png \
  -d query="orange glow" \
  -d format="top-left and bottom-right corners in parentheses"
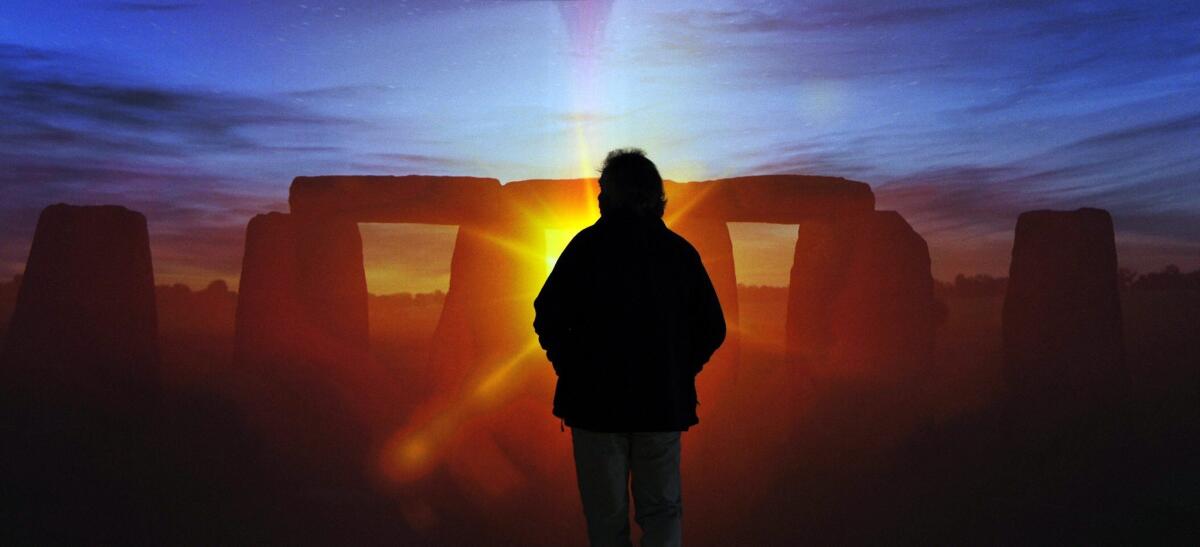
top-left (398, 435), bottom-right (431, 470)
top-left (471, 340), bottom-right (544, 401)
top-left (540, 176), bottom-right (599, 273)
top-left (359, 223), bottom-right (458, 295)
top-left (544, 229), bottom-right (573, 271)
top-left (377, 182), bottom-right (602, 486)
top-left (379, 340), bottom-right (544, 483)
top-left (663, 179), bottom-right (720, 227)
top-left (542, 212), bottom-right (598, 273)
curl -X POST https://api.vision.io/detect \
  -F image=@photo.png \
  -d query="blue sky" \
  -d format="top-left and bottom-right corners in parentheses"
top-left (1, 0), bottom-right (1197, 290)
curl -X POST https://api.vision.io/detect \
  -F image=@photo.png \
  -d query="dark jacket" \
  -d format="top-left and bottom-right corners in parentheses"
top-left (533, 211), bottom-right (726, 432)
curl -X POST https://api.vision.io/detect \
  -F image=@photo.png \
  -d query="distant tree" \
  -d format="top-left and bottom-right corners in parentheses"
top-left (155, 280), bottom-right (238, 334)
top-left (952, 274), bottom-right (1008, 298)
top-left (156, 283), bottom-right (192, 299)
top-left (414, 290), bottom-right (446, 306)
top-left (204, 279), bottom-right (230, 294)
top-left (736, 284), bottom-right (789, 302)
top-left (1131, 264), bottom-right (1200, 291)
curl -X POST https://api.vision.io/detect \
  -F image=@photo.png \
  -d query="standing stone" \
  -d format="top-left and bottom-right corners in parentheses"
top-left (290, 175), bottom-right (500, 223)
top-left (232, 212), bottom-right (384, 482)
top-left (293, 216), bottom-right (370, 357)
top-left (429, 211), bottom-right (537, 394)
top-left (234, 212), bottom-right (370, 369)
top-left (1002, 208), bottom-right (1127, 403)
top-left (1, 203), bottom-right (159, 405)
top-left (287, 175), bottom-right (512, 410)
top-left (831, 211), bottom-right (936, 379)
top-left (785, 219), bottom-right (850, 368)
top-left (713, 175), bottom-right (876, 223)
top-left (788, 211), bottom-right (935, 383)
top-left (783, 211), bottom-right (937, 470)
top-left (233, 212), bottom-right (387, 414)
top-left (234, 212), bottom-right (304, 367)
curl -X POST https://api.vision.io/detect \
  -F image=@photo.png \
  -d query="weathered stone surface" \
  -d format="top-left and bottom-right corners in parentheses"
top-left (785, 219), bottom-right (850, 367)
top-left (233, 212), bottom-right (397, 459)
top-left (507, 175), bottom-right (874, 225)
top-left (787, 211), bottom-right (935, 382)
top-left (831, 211), bottom-right (936, 378)
top-left (290, 175), bottom-right (503, 224)
top-left (232, 212), bottom-right (356, 475)
top-left (663, 180), bottom-right (727, 221)
top-left (1, 203), bottom-right (159, 404)
top-left (234, 212), bottom-right (304, 365)
top-left (295, 216), bottom-right (371, 353)
top-left (235, 212), bottom-right (370, 366)
top-left (680, 175), bottom-right (875, 222)
top-left (428, 213), bottom-right (539, 394)
top-left (503, 179), bottom-right (599, 227)
top-left (1002, 208), bottom-right (1127, 402)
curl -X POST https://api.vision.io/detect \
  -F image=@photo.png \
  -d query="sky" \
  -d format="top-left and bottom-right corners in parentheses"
top-left (1, 0), bottom-right (1197, 292)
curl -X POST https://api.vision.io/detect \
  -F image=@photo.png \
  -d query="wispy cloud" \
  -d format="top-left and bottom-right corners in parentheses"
top-left (1, 1), bottom-right (1198, 286)
top-left (879, 111), bottom-right (1200, 233)
top-left (1, 79), bottom-right (362, 154)
top-left (348, 152), bottom-right (476, 174)
top-left (644, 0), bottom-right (1200, 106)
top-left (284, 84), bottom-right (402, 100)
top-left (630, 0), bottom-right (1199, 275)
top-left (1065, 112), bottom-right (1200, 150)
top-left (874, 109), bottom-right (1200, 276)
top-left (0, 42), bottom-right (366, 286)
top-left (105, 2), bottom-right (198, 13)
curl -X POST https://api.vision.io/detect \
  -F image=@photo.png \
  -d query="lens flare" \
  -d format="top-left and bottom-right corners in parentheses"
top-left (379, 340), bottom-right (545, 483)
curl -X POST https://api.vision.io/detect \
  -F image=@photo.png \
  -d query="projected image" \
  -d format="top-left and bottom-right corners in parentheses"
top-left (1, 1), bottom-right (1197, 545)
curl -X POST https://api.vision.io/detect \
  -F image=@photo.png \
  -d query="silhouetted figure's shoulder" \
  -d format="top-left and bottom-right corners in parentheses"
top-left (651, 222), bottom-right (706, 267)
top-left (660, 227), bottom-right (702, 256)
top-left (568, 222), bottom-right (602, 244)
top-left (576, 214), bottom-right (700, 258)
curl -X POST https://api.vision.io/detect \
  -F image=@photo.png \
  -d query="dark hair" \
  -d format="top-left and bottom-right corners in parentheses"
top-left (597, 148), bottom-right (666, 218)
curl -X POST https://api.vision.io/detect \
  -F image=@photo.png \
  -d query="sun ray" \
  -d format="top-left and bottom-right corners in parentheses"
top-left (472, 339), bottom-right (546, 401)
top-left (663, 180), bottom-right (720, 226)
top-left (379, 338), bottom-right (547, 483)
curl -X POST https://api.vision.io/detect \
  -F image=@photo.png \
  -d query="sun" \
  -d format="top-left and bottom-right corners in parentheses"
top-left (543, 228), bottom-right (576, 271)
top-left (376, 178), bottom-right (601, 487)
top-left (542, 207), bottom-right (599, 275)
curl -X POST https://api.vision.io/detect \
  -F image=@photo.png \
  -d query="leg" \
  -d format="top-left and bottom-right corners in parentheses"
top-left (572, 428), bottom-right (634, 547)
top-left (630, 432), bottom-right (682, 547)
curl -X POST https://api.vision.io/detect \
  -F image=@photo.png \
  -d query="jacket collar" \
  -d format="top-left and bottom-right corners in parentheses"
top-left (596, 211), bottom-right (666, 229)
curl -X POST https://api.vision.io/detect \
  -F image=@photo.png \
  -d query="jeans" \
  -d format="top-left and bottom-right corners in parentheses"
top-left (570, 428), bottom-right (683, 547)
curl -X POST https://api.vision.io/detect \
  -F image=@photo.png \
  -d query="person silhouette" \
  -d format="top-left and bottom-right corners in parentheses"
top-left (534, 148), bottom-right (726, 547)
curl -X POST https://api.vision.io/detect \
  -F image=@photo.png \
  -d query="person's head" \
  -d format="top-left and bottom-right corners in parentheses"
top-left (597, 148), bottom-right (666, 219)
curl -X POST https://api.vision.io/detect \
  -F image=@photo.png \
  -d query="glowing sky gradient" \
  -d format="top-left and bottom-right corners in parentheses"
top-left (1, 1), bottom-right (1197, 292)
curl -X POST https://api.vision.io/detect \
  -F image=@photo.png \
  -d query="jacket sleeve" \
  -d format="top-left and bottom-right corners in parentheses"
top-left (689, 251), bottom-right (726, 375)
top-left (533, 236), bottom-right (585, 377)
